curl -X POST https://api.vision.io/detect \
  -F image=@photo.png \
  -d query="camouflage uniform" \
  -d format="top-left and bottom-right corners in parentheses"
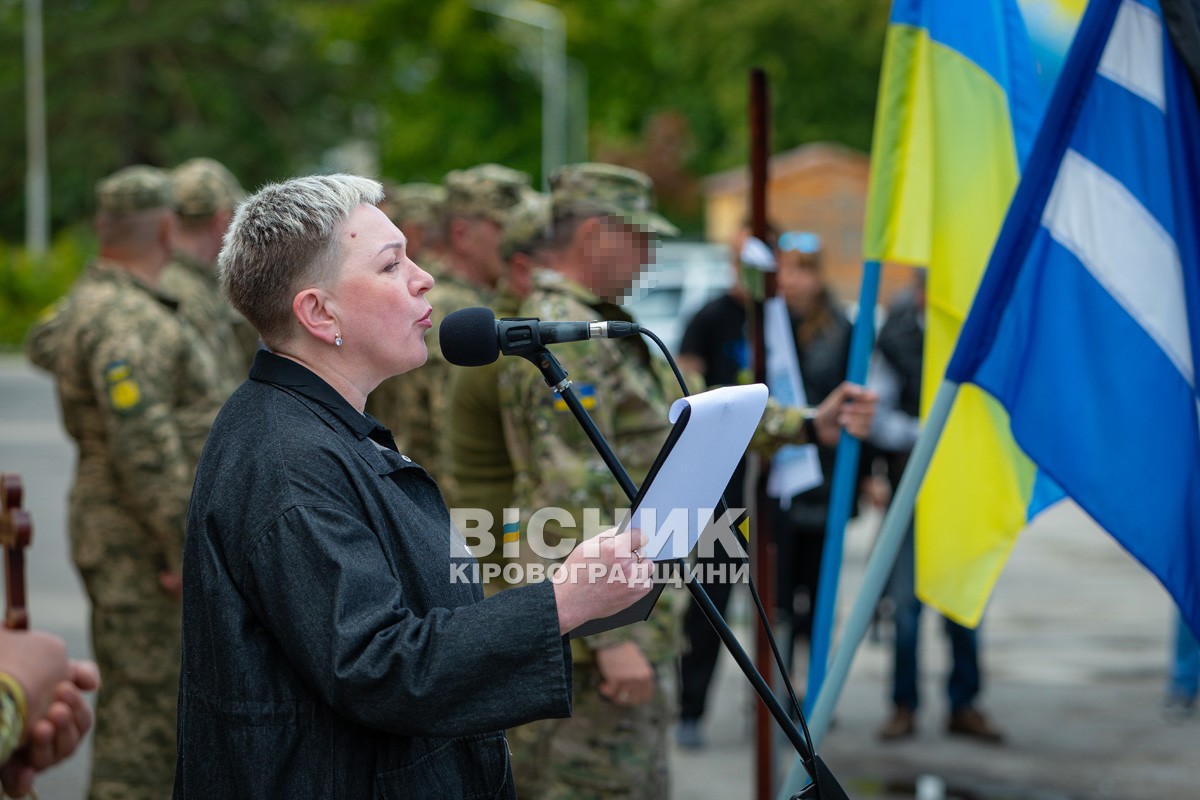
top-left (23, 296), bottom-right (70, 371)
top-left (443, 190), bottom-right (550, 591)
top-left (364, 183), bottom-right (451, 455)
top-left (29, 167), bottom-right (228, 800)
top-left (159, 252), bottom-right (244, 385)
top-left (366, 165), bottom-right (529, 484)
top-left (160, 157), bottom-right (256, 382)
top-left (379, 181), bottom-right (445, 242)
top-left (498, 164), bottom-right (685, 799)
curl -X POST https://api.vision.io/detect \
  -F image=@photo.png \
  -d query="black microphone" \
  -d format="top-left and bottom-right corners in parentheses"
top-left (440, 307), bottom-right (641, 366)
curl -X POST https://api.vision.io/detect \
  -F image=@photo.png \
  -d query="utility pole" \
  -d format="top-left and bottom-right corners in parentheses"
top-left (25, 0), bottom-right (48, 256)
top-left (474, 0), bottom-right (568, 188)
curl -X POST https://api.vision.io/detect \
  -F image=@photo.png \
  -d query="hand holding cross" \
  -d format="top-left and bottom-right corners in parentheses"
top-left (0, 473), bottom-right (31, 631)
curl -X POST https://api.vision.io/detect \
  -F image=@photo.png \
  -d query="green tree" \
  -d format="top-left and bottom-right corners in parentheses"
top-left (0, 0), bottom-right (888, 242)
top-left (653, 0), bottom-right (890, 176)
top-left (0, 0), bottom-right (353, 239)
top-left (304, 0), bottom-right (547, 185)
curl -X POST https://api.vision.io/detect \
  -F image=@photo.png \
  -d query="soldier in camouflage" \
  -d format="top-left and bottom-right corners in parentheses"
top-left (160, 157), bottom-right (255, 383)
top-left (443, 189), bottom-right (551, 594)
top-left (497, 163), bottom-right (684, 799)
top-left (365, 182), bottom-right (448, 450)
top-left (379, 181), bottom-right (446, 264)
top-left (28, 165), bottom-right (228, 800)
top-left (367, 164), bottom-right (529, 485)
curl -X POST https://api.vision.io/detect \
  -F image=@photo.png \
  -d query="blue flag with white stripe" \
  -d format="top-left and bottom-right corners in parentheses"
top-left (946, 0), bottom-right (1200, 637)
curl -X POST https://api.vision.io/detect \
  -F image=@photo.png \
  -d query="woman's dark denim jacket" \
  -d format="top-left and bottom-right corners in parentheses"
top-left (175, 351), bottom-right (572, 799)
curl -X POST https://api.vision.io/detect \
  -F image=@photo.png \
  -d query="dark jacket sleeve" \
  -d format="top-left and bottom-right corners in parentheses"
top-left (241, 503), bottom-right (572, 738)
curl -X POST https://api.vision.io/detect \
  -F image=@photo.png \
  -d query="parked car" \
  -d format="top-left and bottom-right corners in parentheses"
top-left (622, 240), bottom-right (734, 356)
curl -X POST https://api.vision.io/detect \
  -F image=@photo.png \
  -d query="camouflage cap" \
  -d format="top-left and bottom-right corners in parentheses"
top-left (172, 157), bottom-right (246, 217)
top-left (380, 182), bottom-right (446, 229)
top-left (443, 163), bottom-right (531, 225)
top-left (95, 165), bottom-right (175, 214)
top-left (550, 162), bottom-right (679, 237)
top-left (502, 189), bottom-right (550, 259)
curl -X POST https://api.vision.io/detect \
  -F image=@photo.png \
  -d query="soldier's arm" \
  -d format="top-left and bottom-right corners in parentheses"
top-left (87, 321), bottom-right (193, 575)
top-left (23, 298), bottom-right (68, 373)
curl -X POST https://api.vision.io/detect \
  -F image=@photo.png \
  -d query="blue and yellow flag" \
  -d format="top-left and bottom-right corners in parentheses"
top-left (948, 0), bottom-right (1200, 636)
top-left (862, 0), bottom-right (1083, 625)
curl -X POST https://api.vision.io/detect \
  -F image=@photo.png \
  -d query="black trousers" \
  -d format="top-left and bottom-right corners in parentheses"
top-left (679, 464), bottom-right (747, 722)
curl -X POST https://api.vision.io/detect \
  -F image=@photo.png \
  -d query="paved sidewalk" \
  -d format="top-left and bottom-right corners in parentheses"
top-left (670, 503), bottom-right (1199, 799)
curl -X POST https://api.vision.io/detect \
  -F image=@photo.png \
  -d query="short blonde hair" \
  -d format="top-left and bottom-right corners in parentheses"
top-left (219, 174), bottom-right (383, 347)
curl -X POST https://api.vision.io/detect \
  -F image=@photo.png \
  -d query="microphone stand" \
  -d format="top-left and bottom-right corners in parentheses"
top-left (518, 347), bottom-right (847, 800)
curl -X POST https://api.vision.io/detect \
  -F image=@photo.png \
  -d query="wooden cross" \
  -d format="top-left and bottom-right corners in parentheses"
top-left (0, 473), bottom-right (31, 631)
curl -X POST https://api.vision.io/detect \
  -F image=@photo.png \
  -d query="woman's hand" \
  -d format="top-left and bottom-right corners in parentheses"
top-left (551, 528), bottom-right (654, 635)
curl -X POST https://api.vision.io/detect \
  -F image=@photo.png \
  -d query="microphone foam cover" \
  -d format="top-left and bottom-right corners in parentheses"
top-left (440, 307), bottom-right (500, 366)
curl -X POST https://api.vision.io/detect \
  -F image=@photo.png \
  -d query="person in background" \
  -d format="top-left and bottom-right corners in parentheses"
top-left (772, 231), bottom-right (854, 668)
top-left (365, 180), bottom-right (448, 452)
top-left (443, 189), bottom-right (551, 595)
top-left (1164, 611), bottom-right (1199, 719)
top-left (674, 225), bottom-right (878, 748)
top-left (497, 163), bottom-right (684, 798)
top-left (161, 157), bottom-right (255, 381)
top-left (673, 226), bottom-right (756, 749)
top-left (0, 628), bottom-right (99, 798)
top-left (378, 181), bottom-right (447, 265)
top-left (366, 165), bottom-right (529, 485)
top-left (868, 271), bottom-right (1004, 743)
top-left (29, 165), bottom-right (228, 799)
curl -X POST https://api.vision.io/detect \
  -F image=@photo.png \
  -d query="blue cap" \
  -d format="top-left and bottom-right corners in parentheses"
top-left (779, 231), bottom-right (822, 254)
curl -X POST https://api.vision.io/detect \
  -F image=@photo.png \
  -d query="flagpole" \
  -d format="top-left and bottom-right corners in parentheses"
top-left (780, 379), bottom-right (959, 797)
top-left (803, 259), bottom-right (880, 705)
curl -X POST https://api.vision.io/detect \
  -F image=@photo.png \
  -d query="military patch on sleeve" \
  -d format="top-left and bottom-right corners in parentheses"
top-left (103, 360), bottom-right (143, 413)
top-left (553, 383), bottom-right (596, 412)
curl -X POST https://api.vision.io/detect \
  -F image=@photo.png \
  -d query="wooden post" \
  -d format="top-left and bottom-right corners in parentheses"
top-left (0, 473), bottom-right (32, 631)
top-left (747, 67), bottom-right (777, 800)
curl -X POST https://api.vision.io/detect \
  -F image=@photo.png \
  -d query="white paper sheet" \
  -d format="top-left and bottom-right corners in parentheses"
top-left (624, 383), bottom-right (768, 561)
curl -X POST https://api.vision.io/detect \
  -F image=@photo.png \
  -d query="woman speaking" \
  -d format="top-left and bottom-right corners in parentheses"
top-left (173, 174), bottom-right (651, 798)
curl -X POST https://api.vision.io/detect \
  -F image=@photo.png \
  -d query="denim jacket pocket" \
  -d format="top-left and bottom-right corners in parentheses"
top-left (375, 732), bottom-right (512, 800)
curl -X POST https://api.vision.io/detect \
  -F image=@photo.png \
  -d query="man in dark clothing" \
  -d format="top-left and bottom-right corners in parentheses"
top-left (674, 239), bottom-right (752, 749)
top-left (868, 272), bottom-right (1004, 743)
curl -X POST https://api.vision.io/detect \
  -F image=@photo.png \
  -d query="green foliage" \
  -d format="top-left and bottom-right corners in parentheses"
top-left (0, 226), bottom-right (93, 348)
top-left (305, 0), bottom-right (548, 184)
top-left (0, 0), bottom-right (353, 241)
top-left (0, 0), bottom-right (889, 246)
top-left (654, 0), bottom-right (890, 174)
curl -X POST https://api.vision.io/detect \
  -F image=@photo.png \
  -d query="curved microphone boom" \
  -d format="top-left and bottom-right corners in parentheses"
top-left (440, 307), bottom-right (642, 366)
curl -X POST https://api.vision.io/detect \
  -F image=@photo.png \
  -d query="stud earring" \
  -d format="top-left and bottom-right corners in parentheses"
top-left (335, 335), bottom-right (343, 347)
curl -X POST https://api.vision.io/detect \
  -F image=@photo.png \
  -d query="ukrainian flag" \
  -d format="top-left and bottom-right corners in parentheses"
top-left (553, 383), bottom-right (596, 412)
top-left (863, 0), bottom-right (1082, 626)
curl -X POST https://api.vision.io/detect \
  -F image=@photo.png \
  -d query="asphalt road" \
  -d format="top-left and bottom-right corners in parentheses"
top-left (2, 353), bottom-right (1197, 799)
